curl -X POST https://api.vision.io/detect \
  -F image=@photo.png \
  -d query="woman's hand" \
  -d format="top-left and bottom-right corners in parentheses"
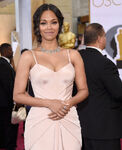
top-left (48, 100), bottom-right (71, 120)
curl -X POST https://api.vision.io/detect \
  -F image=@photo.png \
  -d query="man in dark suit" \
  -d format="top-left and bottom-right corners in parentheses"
top-left (75, 23), bottom-right (122, 150)
top-left (0, 43), bottom-right (18, 150)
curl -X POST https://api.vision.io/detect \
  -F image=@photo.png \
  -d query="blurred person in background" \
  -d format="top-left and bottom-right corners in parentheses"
top-left (74, 23), bottom-right (122, 150)
top-left (0, 43), bottom-right (18, 150)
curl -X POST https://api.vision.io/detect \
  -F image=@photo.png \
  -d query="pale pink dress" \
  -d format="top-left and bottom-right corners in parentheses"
top-left (24, 50), bottom-right (82, 150)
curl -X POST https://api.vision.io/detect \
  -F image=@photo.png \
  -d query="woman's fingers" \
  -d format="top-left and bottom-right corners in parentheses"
top-left (48, 111), bottom-right (65, 120)
top-left (48, 112), bottom-right (57, 118)
top-left (48, 100), bottom-right (71, 120)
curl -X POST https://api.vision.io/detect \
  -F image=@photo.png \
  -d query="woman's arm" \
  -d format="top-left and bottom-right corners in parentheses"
top-left (65, 50), bottom-right (89, 107)
top-left (13, 51), bottom-right (47, 107)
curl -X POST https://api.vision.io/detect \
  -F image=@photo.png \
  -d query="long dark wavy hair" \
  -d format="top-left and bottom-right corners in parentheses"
top-left (33, 3), bottom-right (64, 43)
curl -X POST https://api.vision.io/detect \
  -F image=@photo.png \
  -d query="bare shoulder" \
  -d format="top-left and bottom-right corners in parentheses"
top-left (61, 48), bottom-right (81, 59)
top-left (69, 49), bottom-right (82, 62)
top-left (21, 49), bottom-right (36, 60)
top-left (21, 49), bottom-right (32, 57)
top-left (69, 49), bottom-right (79, 55)
top-left (19, 50), bottom-right (34, 66)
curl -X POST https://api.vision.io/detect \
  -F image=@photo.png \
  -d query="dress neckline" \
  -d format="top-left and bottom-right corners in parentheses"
top-left (30, 62), bottom-right (74, 73)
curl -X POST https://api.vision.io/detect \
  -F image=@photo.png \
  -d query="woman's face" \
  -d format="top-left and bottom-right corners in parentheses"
top-left (39, 10), bottom-right (59, 41)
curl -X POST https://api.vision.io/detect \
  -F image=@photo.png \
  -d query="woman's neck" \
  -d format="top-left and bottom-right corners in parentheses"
top-left (40, 39), bottom-right (59, 50)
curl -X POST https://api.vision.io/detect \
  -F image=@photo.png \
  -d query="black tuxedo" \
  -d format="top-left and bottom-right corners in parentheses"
top-left (74, 48), bottom-right (122, 149)
top-left (0, 57), bottom-right (15, 108)
top-left (0, 57), bottom-right (18, 150)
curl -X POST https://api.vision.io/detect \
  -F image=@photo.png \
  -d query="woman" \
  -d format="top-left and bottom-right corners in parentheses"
top-left (13, 4), bottom-right (88, 150)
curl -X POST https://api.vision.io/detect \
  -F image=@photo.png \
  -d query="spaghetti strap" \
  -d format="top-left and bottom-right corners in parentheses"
top-left (67, 50), bottom-right (71, 63)
top-left (30, 50), bottom-right (38, 64)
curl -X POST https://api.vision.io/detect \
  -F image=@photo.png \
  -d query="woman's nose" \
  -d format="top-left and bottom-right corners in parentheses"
top-left (47, 23), bottom-right (52, 29)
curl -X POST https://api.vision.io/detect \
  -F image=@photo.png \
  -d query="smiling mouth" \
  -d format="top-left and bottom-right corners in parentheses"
top-left (45, 32), bottom-right (54, 34)
top-left (44, 32), bottom-right (55, 36)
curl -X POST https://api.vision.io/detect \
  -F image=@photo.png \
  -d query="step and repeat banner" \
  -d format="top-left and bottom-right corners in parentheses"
top-left (90, 0), bottom-right (122, 79)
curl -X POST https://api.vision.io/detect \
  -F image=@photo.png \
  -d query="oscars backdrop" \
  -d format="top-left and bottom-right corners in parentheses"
top-left (90, 0), bottom-right (122, 79)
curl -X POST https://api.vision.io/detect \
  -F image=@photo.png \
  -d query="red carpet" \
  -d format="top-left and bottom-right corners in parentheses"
top-left (16, 122), bottom-right (24, 150)
top-left (16, 122), bottom-right (122, 150)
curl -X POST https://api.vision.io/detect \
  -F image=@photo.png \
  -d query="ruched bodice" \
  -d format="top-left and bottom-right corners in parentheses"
top-left (24, 50), bottom-right (82, 150)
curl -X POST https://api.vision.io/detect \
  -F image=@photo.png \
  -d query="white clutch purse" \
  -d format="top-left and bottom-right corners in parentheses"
top-left (11, 105), bottom-right (27, 124)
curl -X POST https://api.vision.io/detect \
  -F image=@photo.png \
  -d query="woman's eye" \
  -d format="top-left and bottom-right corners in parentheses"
top-left (40, 22), bottom-right (46, 25)
top-left (52, 21), bottom-right (58, 24)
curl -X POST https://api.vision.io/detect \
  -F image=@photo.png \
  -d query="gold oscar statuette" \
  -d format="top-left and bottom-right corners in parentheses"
top-left (116, 29), bottom-right (122, 68)
top-left (59, 22), bottom-right (76, 49)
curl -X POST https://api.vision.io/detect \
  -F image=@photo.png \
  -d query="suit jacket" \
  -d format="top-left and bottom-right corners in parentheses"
top-left (0, 57), bottom-right (15, 109)
top-left (75, 48), bottom-right (122, 139)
